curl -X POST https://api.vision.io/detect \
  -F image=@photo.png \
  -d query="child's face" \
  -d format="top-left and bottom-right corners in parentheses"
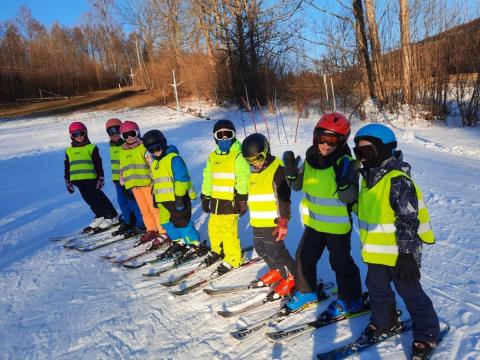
top-left (249, 158), bottom-right (266, 170)
top-left (317, 142), bottom-right (337, 156)
top-left (153, 149), bottom-right (162, 157)
top-left (121, 131), bottom-right (138, 144)
top-left (109, 133), bottom-right (121, 142)
top-left (71, 131), bottom-right (86, 142)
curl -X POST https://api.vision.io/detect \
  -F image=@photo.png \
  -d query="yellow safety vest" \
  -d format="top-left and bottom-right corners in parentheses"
top-left (151, 152), bottom-right (196, 203)
top-left (119, 143), bottom-right (151, 190)
top-left (209, 148), bottom-right (240, 201)
top-left (248, 158), bottom-right (281, 228)
top-left (358, 170), bottom-right (435, 267)
top-left (109, 143), bottom-right (122, 181)
top-left (300, 156), bottom-right (352, 234)
top-left (66, 144), bottom-right (97, 181)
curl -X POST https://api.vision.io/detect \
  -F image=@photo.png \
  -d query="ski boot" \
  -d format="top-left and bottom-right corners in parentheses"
top-left (175, 241), bottom-right (209, 264)
top-left (357, 319), bottom-right (403, 346)
top-left (134, 230), bottom-right (158, 247)
top-left (411, 340), bottom-right (438, 360)
top-left (82, 217), bottom-right (104, 233)
top-left (286, 290), bottom-right (318, 311)
top-left (146, 233), bottom-right (171, 252)
top-left (326, 293), bottom-right (367, 320)
top-left (251, 269), bottom-right (283, 288)
top-left (157, 240), bottom-right (187, 260)
top-left (124, 225), bottom-right (145, 238)
top-left (96, 216), bottom-right (119, 230)
top-left (217, 261), bottom-right (233, 276)
top-left (204, 251), bottom-right (222, 267)
top-left (112, 221), bottom-right (132, 236)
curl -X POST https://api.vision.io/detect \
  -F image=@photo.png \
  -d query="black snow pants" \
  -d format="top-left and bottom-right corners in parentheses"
top-left (295, 225), bottom-right (362, 301)
top-left (75, 179), bottom-right (118, 219)
top-left (366, 263), bottom-right (440, 342)
top-left (253, 227), bottom-right (295, 279)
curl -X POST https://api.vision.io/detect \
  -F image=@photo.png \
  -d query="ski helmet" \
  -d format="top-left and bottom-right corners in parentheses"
top-left (69, 121), bottom-right (87, 134)
top-left (353, 124), bottom-right (397, 166)
top-left (314, 112), bottom-right (350, 145)
top-left (242, 133), bottom-right (270, 163)
top-left (120, 120), bottom-right (140, 139)
top-left (143, 129), bottom-right (167, 152)
top-left (106, 118), bottom-right (122, 129)
top-left (213, 119), bottom-right (236, 134)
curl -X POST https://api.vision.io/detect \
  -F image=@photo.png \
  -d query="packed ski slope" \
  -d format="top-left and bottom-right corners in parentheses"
top-left (0, 104), bottom-right (479, 359)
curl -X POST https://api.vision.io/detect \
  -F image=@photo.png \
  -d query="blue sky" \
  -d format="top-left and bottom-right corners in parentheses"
top-left (1, 1), bottom-right (90, 27)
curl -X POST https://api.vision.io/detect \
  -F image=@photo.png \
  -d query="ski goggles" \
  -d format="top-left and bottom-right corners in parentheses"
top-left (147, 144), bottom-right (163, 154)
top-left (106, 126), bottom-right (121, 136)
top-left (353, 144), bottom-right (377, 161)
top-left (214, 129), bottom-right (235, 140)
top-left (71, 130), bottom-right (86, 138)
top-left (245, 151), bottom-right (267, 164)
top-left (314, 129), bottom-right (341, 146)
top-left (121, 130), bottom-right (138, 140)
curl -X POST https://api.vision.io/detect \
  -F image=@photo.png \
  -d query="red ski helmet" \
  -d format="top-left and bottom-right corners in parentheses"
top-left (315, 112), bottom-right (350, 136)
top-left (105, 118), bottom-right (122, 129)
top-left (69, 121), bottom-right (87, 134)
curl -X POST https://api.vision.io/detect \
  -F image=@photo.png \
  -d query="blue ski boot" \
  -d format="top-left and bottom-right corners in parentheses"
top-left (286, 291), bottom-right (318, 311)
top-left (327, 298), bottom-right (364, 319)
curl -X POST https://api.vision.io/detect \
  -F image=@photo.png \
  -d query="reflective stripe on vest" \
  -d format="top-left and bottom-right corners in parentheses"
top-left (119, 143), bottom-right (151, 189)
top-left (151, 153), bottom-right (197, 203)
top-left (300, 156), bottom-right (352, 234)
top-left (248, 158), bottom-right (281, 227)
top-left (358, 169), bottom-right (435, 267)
top-left (66, 144), bottom-right (97, 181)
top-left (209, 149), bottom-right (239, 201)
top-left (109, 144), bottom-right (122, 181)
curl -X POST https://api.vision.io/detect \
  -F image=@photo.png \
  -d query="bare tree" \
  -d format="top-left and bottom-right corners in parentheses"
top-left (399, 0), bottom-right (412, 104)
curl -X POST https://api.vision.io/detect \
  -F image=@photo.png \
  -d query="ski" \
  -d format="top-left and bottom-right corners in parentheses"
top-left (230, 292), bottom-right (330, 341)
top-left (266, 306), bottom-right (371, 342)
top-left (53, 225), bottom-right (119, 243)
top-left (76, 233), bottom-right (139, 252)
top-left (316, 319), bottom-right (413, 359)
top-left (63, 230), bottom-right (119, 249)
top-left (160, 245), bottom-right (255, 287)
top-left (170, 257), bottom-right (262, 296)
top-left (122, 246), bottom-right (173, 268)
top-left (217, 281), bottom-right (336, 318)
top-left (142, 252), bottom-right (209, 277)
top-left (109, 241), bottom-right (169, 263)
top-left (203, 282), bottom-right (271, 297)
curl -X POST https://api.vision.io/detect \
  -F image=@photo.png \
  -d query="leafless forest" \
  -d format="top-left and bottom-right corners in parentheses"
top-left (1, 0), bottom-right (479, 125)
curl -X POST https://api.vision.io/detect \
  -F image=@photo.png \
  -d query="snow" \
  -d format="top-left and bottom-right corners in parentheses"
top-left (0, 103), bottom-right (479, 359)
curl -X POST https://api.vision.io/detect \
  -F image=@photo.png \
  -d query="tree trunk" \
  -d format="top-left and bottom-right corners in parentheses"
top-left (352, 0), bottom-right (377, 101)
top-left (399, 0), bottom-right (412, 104)
top-left (364, 0), bottom-right (385, 104)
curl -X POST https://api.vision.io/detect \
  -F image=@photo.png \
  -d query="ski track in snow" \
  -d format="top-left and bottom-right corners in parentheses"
top-left (0, 106), bottom-right (479, 359)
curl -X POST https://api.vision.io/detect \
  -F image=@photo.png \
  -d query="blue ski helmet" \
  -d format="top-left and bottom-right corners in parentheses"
top-left (354, 124), bottom-right (397, 166)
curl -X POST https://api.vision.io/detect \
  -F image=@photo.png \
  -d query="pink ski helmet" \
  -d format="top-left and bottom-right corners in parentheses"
top-left (120, 120), bottom-right (140, 139)
top-left (69, 121), bottom-right (87, 134)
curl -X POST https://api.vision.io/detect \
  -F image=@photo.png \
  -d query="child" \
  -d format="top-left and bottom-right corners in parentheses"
top-left (200, 119), bottom-right (250, 275)
top-left (118, 120), bottom-right (167, 247)
top-left (142, 129), bottom-right (206, 260)
top-left (353, 123), bottom-right (439, 358)
top-left (64, 121), bottom-right (118, 231)
top-left (241, 133), bottom-right (295, 298)
top-left (105, 118), bottom-right (145, 237)
top-left (283, 112), bottom-right (364, 317)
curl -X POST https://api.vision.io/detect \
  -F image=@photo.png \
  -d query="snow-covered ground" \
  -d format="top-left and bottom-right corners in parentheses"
top-left (0, 104), bottom-right (479, 359)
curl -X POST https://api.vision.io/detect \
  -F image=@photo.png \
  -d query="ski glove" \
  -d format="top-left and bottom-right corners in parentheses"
top-left (66, 180), bottom-right (74, 194)
top-left (238, 200), bottom-right (248, 217)
top-left (282, 151), bottom-right (301, 179)
top-left (273, 217), bottom-right (289, 241)
top-left (175, 195), bottom-right (185, 211)
top-left (96, 176), bottom-right (105, 190)
top-left (395, 253), bottom-right (420, 284)
top-left (201, 194), bottom-right (210, 213)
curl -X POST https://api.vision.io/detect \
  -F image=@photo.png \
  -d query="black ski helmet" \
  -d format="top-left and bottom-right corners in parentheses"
top-left (242, 133), bottom-right (270, 160)
top-left (213, 119), bottom-right (236, 133)
top-left (143, 129), bottom-right (167, 152)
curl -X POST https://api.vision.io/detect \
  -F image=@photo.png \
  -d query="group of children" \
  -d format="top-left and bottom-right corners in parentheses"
top-left (64, 114), bottom-right (440, 358)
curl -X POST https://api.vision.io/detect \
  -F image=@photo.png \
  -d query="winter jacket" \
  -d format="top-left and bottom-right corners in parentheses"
top-left (201, 139), bottom-right (250, 214)
top-left (288, 144), bottom-right (359, 206)
top-left (64, 138), bottom-right (104, 183)
top-left (358, 151), bottom-right (425, 264)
